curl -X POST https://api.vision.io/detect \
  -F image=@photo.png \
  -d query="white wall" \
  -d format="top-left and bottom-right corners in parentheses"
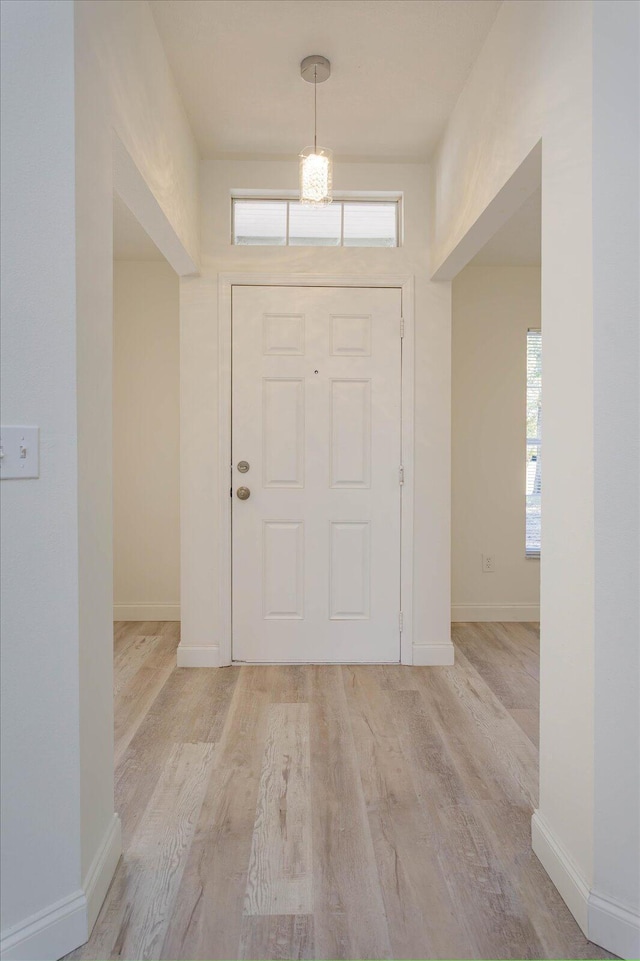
top-left (452, 265), bottom-right (541, 621)
top-left (591, 2), bottom-right (640, 956)
top-left (1, 3), bottom-right (84, 956)
top-left (431, 0), bottom-right (640, 955)
top-left (179, 159), bottom-right (453, 667)
top-left (113, 261), bottom-right (180, 622)
top-left (77, 3), bottom-right (200, 266)
top-left (432, 0), bottom-right (595, 921)
top-left (75, 0), bottom-right (198, 918)
top-left (1, 0), bottom-right (199, 956)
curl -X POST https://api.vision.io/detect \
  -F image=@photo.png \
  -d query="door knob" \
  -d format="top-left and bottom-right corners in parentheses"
top-left (236, 486), bottom-right (251, 500)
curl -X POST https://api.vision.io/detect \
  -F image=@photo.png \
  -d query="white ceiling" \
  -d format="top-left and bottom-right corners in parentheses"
top-left (150, 0), bottom-right (502, 161)
top-left (113, 194), bottom-right (165, 261)
top-left (471, 188), bottom-right (541, 266)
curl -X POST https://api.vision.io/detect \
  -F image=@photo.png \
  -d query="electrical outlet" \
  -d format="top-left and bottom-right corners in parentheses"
top-left (482, 554), bottom-right (495, 573)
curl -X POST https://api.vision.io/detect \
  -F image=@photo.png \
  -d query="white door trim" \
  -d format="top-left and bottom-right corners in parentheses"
top-left (217, 273), bottom-right (415, 666)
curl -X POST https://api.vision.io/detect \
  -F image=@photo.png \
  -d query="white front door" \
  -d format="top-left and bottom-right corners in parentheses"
top-left (232, 285), bottom-right (403, 663)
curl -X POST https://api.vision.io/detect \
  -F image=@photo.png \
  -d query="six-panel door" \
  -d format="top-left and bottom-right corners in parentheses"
top-left (232, 285), bottom-right (402, 663)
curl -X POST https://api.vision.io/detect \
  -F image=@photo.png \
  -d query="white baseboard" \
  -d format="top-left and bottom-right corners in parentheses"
top-left (0, 816), bottom-right (121, 961)
top-left (589, 891), bottom-right (640, 960)
top-left (451, 603), bottom-right (540, 622)
top-left (0, 891), bottom-right (87, 961)
top-left (177, 644), bottom-right (220, 667)
top-left (178, 642), bottom-right (453, 668)
top-left (113, 603), bottom-right (180, 621)
top-left (83, 813), bottom-right (122, 932)
top-left (531, 810), bottom-right (590, 935)
top-left (412, 641), bottom-right (455, 666)
top-left (532, 810), bottom-right (640, 958)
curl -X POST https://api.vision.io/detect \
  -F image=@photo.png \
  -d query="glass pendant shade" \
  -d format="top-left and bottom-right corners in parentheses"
top-left (299, 146), bottom-right (333, 205)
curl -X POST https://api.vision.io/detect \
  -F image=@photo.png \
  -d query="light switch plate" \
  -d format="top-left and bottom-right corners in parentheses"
top-left (0, 426), bottom-right (40, 479)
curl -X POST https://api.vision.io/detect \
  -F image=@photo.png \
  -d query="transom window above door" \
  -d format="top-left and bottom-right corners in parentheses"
top-left (232, 199), bottom-right (399, 248)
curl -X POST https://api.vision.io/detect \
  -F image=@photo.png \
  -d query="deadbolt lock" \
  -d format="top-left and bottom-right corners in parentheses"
top-left (236, 486), bottom-right (251, 500)
top-left (237, 460), bottom-right (250, 473)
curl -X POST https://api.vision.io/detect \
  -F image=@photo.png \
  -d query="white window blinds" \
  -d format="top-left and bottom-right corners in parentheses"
top-left (526, 330), bottom-right (542, 556)
top-left (232, 199), bottom-right (398, 247)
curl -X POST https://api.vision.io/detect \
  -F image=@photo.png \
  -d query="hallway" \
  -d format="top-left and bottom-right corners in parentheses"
top-left (72, 624), bottom-right (612, 960)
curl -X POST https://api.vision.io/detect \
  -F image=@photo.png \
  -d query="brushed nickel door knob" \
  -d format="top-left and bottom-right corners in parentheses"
top-left (236, 486), bottom-right (251, 500)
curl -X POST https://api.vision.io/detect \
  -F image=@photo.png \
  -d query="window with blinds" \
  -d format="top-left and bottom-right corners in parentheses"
top-left (526, 329), bottom-right (542, 556)
top-left (232, 199), bottom-right (399, 247)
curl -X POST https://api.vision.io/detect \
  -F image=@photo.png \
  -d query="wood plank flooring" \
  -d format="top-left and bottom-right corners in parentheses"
top-left (69, 621), bottom-right (614, 960)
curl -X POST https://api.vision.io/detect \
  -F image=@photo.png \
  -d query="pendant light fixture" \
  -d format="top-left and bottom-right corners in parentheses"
top-left (299, 55), bottom-right (333, 205)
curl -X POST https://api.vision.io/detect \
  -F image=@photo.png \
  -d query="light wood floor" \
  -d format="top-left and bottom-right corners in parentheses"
top-left (70, 621), bottom-right (614, 960)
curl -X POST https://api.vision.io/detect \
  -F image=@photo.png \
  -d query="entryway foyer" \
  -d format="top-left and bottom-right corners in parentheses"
top-left (3, 2), bottom-right (638, 959)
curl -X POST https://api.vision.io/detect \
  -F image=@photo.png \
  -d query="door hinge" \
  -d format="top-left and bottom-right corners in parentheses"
top-left (399, 611), bottom-right (404, 633)
top-left (399, 465), bottom-right (405, 485)
top-left (400, 316), bottom-right (405, 338)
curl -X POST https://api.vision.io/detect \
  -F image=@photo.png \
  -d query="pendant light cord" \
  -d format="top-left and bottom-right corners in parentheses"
top-left (314, 65), bottom-right (317, 152)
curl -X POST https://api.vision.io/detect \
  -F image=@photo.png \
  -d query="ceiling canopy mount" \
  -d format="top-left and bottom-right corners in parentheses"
top-left (300, 55), bottom-right (331, 84)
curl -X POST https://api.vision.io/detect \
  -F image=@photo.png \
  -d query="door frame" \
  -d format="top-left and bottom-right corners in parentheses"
top-left (217, 273), bottom-right (415, 666)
